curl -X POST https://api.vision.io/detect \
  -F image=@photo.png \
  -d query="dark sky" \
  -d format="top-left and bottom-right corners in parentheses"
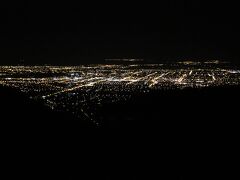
top-left (0, 1), bottom-right (239, 65)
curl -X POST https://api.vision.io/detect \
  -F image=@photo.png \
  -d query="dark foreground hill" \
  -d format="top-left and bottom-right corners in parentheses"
top-left (101, 85), bottom-right (239, 129)
top-left (1, 85), bottom-right (239, 179)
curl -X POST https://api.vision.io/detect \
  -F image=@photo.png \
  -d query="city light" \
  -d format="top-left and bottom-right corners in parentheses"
top-left (0, 62), bottom-right (239, 125)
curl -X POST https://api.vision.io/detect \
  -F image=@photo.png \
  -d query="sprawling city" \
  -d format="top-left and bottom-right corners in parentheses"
top-left (2, 2), bottom-right (240, 179)
top-left (0, 61), bottom-right (240, 126)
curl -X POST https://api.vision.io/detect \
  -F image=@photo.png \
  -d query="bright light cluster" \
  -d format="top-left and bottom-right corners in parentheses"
top-left (0, 62), bottom-right (240, 125)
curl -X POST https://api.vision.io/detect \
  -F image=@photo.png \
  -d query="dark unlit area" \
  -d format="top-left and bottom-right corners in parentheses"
top-left (1, 85), bottom-right (239, 179)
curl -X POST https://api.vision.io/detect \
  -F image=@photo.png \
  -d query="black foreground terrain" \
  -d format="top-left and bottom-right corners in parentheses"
top-left (1, 85), bottom-right (239, 179)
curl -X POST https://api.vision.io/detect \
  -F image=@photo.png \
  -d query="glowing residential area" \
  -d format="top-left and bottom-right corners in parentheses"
top-left (0, 61), bottom-right (240, 125)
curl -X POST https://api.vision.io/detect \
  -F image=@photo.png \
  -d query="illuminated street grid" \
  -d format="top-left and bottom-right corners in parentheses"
top-left (0, 61), bottom-right (240, 125)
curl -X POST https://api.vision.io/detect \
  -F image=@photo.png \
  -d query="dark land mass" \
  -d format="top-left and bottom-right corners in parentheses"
top-left (100, 86), bottom-right (239, 129)
top-left (1, 85), bottom-right (239, 179)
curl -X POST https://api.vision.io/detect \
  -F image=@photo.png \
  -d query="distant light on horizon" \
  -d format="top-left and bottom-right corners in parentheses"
top-left (105, 59), bottom-right (144, 62)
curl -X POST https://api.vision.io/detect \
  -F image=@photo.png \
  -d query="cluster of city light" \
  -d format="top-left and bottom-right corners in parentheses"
top-left (0, 62), bottom-right (240, 125)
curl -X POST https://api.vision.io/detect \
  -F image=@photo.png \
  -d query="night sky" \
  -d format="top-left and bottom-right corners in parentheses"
top-left (0, 1), bottom-right (239, 65)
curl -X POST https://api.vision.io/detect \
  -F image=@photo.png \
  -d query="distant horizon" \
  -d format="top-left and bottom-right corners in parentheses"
top-left (0, 58), bottom-right (240, 68)
top-left (1, 58), bottom-right (239, 66)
